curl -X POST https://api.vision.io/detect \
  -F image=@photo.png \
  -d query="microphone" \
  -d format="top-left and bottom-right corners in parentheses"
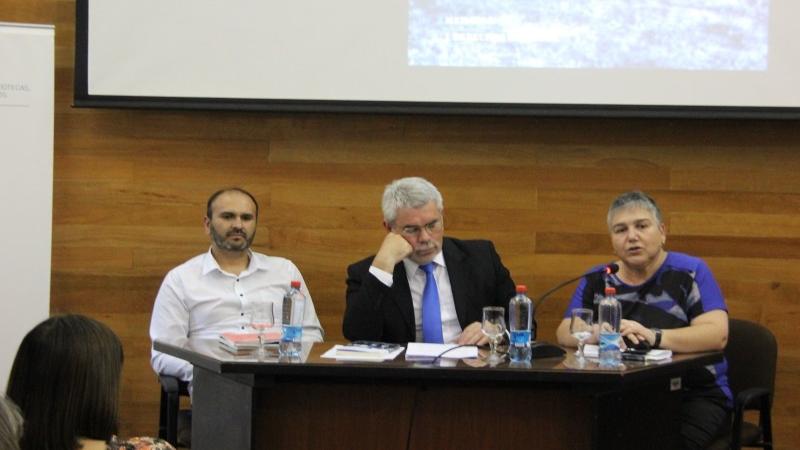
top-left (528, 263), bottom-right (619, 359)
top-left (533, 263), bottom-right (619, 312)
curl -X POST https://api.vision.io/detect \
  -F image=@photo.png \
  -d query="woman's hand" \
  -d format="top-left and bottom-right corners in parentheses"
top-left (620, 319), bottom-right (656, 347)
top-left (616, 310), bottom-right (728, 353)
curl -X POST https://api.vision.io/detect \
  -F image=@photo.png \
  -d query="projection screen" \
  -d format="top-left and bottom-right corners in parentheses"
top-left (74, 0), bottom-right (800, 118)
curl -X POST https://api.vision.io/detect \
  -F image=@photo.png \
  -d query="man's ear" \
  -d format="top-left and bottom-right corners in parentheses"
top-left (382, 220), bottom-right (392, 232)
top-left (203, 216), bottom-right (212, 235)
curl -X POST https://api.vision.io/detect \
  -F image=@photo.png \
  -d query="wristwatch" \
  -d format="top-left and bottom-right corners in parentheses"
top-left (651, 328), bottom-right (662, 349)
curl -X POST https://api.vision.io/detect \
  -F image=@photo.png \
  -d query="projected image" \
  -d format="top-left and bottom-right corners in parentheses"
top-left (409, 0), bottom-right (769, 70)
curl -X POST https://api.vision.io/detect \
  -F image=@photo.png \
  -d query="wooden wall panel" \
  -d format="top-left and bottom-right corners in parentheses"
top-left (3, 2), bottom-right (799, 447)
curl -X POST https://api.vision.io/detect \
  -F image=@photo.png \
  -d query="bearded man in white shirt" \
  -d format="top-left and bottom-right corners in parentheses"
top-left (149, 188), bottom-right (324, 386)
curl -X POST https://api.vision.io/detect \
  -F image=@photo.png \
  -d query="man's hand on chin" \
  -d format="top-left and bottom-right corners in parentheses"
top-left (372, 232), bottom-right (413, 272)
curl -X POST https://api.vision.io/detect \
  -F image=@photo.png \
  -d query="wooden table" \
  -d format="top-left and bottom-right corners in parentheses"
top-left (154, 339), bottom-right (721, 450)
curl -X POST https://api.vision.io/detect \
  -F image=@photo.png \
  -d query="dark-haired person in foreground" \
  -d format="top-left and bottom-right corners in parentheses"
top-left (344, 177), bottom-right (517, 344)
top-left (150, 187), bottom-right (324, 387)
top-left (556, 191), bottom-right (731, 450)
top-left (6, 314), bottom-right (174, 450)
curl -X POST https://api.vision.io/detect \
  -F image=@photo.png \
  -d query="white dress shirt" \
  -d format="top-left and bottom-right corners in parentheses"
top-left (150, 249), bottom-right (324, 384)
top-left (368, 252), bottom-right (462, 343)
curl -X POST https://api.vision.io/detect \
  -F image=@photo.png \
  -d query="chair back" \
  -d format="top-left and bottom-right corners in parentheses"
top-left (725, 318), bottom-right (777, 400)
top-left (158, 375), bottom-right (190, 446)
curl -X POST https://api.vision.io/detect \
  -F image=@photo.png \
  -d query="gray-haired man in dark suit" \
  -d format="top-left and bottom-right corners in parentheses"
top-left (343, 177), bottom-right (520, 345)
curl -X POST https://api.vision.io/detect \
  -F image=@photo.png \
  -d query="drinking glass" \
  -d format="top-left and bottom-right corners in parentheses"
top-left (570, 308), bottom-right (594, 362)
top-left (481, 306), bottom-right (506, 363)
top-left (248, 302), bottom-right (274, 357)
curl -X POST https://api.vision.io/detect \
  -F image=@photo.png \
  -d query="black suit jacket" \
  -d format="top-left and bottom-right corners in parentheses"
top-left (343, 237), bottom-right (518, 344)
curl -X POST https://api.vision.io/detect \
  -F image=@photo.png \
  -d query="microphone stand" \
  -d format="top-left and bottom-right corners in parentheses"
top-left (529, 264), bottom-right (619, 359)
top-left (533, 274), bottom-right (588, 312)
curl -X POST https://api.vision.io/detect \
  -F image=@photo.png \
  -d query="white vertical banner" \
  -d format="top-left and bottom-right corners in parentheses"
top-left (0, 22), bottom-right (54, 391)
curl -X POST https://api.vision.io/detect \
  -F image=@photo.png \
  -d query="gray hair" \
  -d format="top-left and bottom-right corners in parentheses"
top-left (381, 177), bottom-right (443, 225)
top-left (0, 396), bottom-right (23, 450)
top-left (607, 191), bottom-right (663, 229)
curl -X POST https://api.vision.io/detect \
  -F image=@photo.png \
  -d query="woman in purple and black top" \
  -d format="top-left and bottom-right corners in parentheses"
top-left (556, 191), bottom-right (731, 450)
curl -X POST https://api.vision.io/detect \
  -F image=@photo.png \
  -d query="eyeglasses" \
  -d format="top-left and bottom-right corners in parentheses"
top-left (398, 219), bottom-right (443, 238)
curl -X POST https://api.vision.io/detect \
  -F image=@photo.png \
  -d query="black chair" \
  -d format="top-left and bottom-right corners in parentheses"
top-left (158, 375), bottom-right (190, 447)
top-left (710, 318), bottom-right (777, 450)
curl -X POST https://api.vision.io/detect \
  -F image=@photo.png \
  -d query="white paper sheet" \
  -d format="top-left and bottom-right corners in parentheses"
top-left (405, 343), bottom-right (478, 360)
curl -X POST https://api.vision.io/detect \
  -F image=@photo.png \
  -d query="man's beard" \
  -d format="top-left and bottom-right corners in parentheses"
top-left (210, 225), bottom-right (255, 251)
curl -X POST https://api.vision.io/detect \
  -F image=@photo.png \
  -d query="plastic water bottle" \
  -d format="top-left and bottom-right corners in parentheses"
top-left (598, 286), bottom-right (622, 367)
top-left (280, 280), bottom-right (305, 357)
top-left (508, 284), bottom-right (532, 362)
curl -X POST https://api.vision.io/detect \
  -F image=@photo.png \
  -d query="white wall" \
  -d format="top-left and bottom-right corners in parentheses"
top-left (0, 22), bottom-right (54, 392)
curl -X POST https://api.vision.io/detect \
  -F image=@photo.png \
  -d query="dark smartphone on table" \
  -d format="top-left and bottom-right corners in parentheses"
top-left (621, 347), bottom-right (648, 361)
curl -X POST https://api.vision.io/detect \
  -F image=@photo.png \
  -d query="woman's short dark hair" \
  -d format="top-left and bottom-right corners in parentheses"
top-left (6, 314), bottom-right (124, 450)
top-left (606, 190), bottom-right (663, 229)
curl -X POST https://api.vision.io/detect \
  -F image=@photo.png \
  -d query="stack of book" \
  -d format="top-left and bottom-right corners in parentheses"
top-left (218, 331), bottom-right (281, 354)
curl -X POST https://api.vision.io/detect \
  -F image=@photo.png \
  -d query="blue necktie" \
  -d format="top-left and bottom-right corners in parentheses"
top-left (421, 263), bottom-right (444, 344)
